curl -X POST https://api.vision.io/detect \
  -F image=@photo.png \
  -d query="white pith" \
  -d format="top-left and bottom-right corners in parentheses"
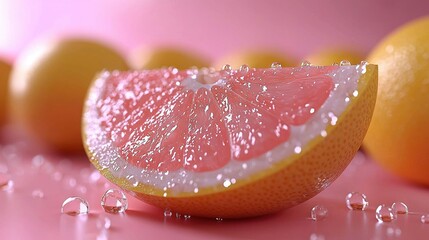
top-left (84, 65), bottom-right (366, 196)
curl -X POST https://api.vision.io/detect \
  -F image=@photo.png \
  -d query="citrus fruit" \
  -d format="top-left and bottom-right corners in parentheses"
top-left (215, 50), bottom-right (296, 69)
top-left (0, 58), bottom-right (12, 127)
top-left (83, 63), bottom-right (377, 218)
top-left (305, 48), bottom-right (364, 66)
top-left (9, 38), bottom-right (129, 152)
top-left (129, 46), bottom-right (210, 70)
top-left (363, 16), bottom-right (429, 186)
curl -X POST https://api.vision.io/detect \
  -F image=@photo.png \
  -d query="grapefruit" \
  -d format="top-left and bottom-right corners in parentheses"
top-left (305, 48), bottom-right (364, 66)
top-left (363, 16), bottom-right (429, 186)
top-left (0, 58), bottom-right (12, 127)
top-left (9, 38), bottom-right (129, 152)
top-left (83, 63), bottom-right (377, 218)
top-left (130, 46), bottom-right (210, 70)
top-left (215, 50), bottom-right (296, 69)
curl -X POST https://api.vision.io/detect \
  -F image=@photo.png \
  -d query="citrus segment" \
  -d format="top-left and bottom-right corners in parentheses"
top-left (83, 63), bottom-right (377, 218)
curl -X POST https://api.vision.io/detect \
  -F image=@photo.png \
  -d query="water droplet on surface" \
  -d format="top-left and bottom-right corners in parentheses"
top-left (164, 209), bottom-right (173, 217)
top-left (386, 227), bottom-right (402, 237)
top-left (310, 205), bottom-right (328, 221)
top-left (101, 189), bottom-right (128, 213)
top-left (0, 173), bottom-right (13, 192)
top-left (183, 214), bottom-right (191, 220)
top-left (420, 214), bottom-right (429, 224)
top-left (175, 212), bottom-right (182, 219)
top-left (270, 62), bottom-right (282, 69)
top-left (239, 64), bottom-right (250, 74)
top-left (339, 60), bottom-right (351, 66)
top-left (96, 216), bottom-right (111, 230)
top-left (32, 189), bottom-right (44, 198)
top-left (215, 217), bottom-right (223, 222)
top-left (294, 146), bottom-right (302, 154)
top-left (61, 196), bottom-right (89, 215)
top-left (376, 204), bottom-right (397, 222)
top-left (301, 60), bottom-right (311, 67)
top-left (391, 202), bottom-right (408, 214)
top-left (31, 155), bottom-right (45, 168)
top-left (345, 192), bottom-right (369, 210)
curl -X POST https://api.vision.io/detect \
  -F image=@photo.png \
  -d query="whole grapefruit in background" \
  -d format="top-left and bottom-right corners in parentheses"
top-left (364, 16), bottom-right (429, 186)
top-left (83, 63), bottom-right (377, 218)
top-left (0, 58), bottom-right (12, 127)
top-left (129, 46), bottom-right (210, 70)
top-left (9, 38), bottom-right (129, 153)
top-left (305, 48), bottom-right (364, 65)
top-left (215, 50), bottom-right (296, 69)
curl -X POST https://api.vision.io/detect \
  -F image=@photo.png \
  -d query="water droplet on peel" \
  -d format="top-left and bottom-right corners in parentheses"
top-left (310, 205), bottom-right (328, 221)
top-left (183, 214), bottom-right (191, 220)
top-left (239, 64), bottom-right (250, 74)
top-left (376, 204), bottom-right (397, 222)
top-left (271, 62), bottom-right (282, 69)
top-left (421, 214), bottom-right (429, 223)
top-left (96, 216), bottom-right (111, 230)
top-left (101, 189), bottom-right (128, 213)
top-left (301, 60), bottom-right (311, 67)
top-left (61, 196), bottom-right (89, 215)
top-left (339, 60), bottom-right (351, 66)
top-left (345, 192), bottom-right (369, 210)
top-left (294, 146), bottom-right (302, 154)
top-left (175, 212), bottom-right (181, 219)
top-left (391, 202), bottom-right (408, 214)
top-left (32, 189), bottom-right (44, 198)
top-left (215, 217), bottom-right (223, 222)
top-left (0, 173), bottom-right (13, 192)
top-left (164, 209), bottom-right (173, 217)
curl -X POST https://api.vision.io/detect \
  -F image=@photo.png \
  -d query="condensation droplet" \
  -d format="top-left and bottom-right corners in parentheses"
top-left (101, 189), bottom-right (128, 213)
top-left (301, 60), bottom-right (311, 67)
top-left (420, 214), bottom-right (429, 224)
top-left (271, 62), bottom-right (282, 69)
top-left (175, 212), bottom-right (181, 219)
top-left (0, 174), bottom-right (13, 192)
top-left (222, 64), bottom-right (232, 73)
top-left (345, 192), bottom-right (369, 210)
top-left (320, 130), bottom-right (327, 138)
top-left (294, 146), bottom-right (302, 154)
top-left (386, 227), bottom-right (402, 237)
top-left (61, 196), bottom-right (89, 215)
top-left (164, 209), bottom-right (173, 217)
top-left (31, 155), bottom-right (45, 168)
top-left (339, 60), bottom-right (351, 66)
top-left (391, 202), bottom-right (408, 214)
top-left (96, 216), bottom-right (111, 230)
top-left (239, 64), bottom-right (250, 74)
top-left (376, 204), bottom-right (397, 222)
top-left (223, 179), bottom-right (232, 188)
top-left (215, 217), bottom-right (223, 222)
top-left (183, 214), bottom-right (191, 220)
top-left (310, 205), bottom-right (328, 221)
top-left (32, 189), bottom-right (44, 198)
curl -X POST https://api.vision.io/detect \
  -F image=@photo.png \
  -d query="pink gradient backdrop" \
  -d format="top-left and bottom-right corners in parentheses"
top-left (1, 0), bottom-right (429, 62)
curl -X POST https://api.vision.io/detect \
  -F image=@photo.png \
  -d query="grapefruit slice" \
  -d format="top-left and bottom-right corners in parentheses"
top-left (82, 63), bottom-right (377, 218)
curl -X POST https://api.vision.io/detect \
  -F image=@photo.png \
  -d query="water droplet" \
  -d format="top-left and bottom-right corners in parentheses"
top-left (164, 209), bottom-right (173, 217)
top-left (294, 146), bottom-right (302, 154)
top-left (352, 90), bottom-right (359, 97)
top-left (320, 130), bottom-right (327, 138)
top-left (61, 197), bottom-right (89, 215)
top-left (96, 216), bottom-right (111, 230)
top-left (310, 233), bottom-right (326, 240)
top-left (420, 214), bottom-right (429, 223)
top-left (386, 227), bottom-right (402, 237)
top-left (239, 64), bottom-right (250, 74)
top-left (310, 205), bottom-right (328, 221)
top-left (223, 179), bottom-right (232, 188)
top-left (301, 60), bottom-right (311, 67)
top-left (101, 189), bottom-right (128, 213)
top-left (339, 60), bottom-right (351, 66)
top-left (183, 214), bottom-right (191, 220)
top-left (32, 189), bottom-right (44, 198)
top-left (89, 170), bottom-right (101, 183)
top-left (271, 62), bottom-right (282, 69)
top-left (175, 212), bottom-right (182, 219)
top-left (391, 202), bottom-right (408, 214)
top-left (345, 192), bottom-right (369, 210)
top-left (376, 204), bottom-right (397, 222)
top-left (215, 217), bottom-right (223, 222)
top-left (222, 64), bottom-right (232, 73)
top-left (31, 155), bottom-right (45, 168)
top-left (52, 171), bottom-right (63, 181)
top-left (0, 173), bottom-right (13, 192)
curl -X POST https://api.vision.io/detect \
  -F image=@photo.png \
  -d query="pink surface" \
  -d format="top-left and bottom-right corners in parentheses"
top-left (1, 0), bottom-right (429, 62)
top-left (1, 127), bottom-right (429, 240)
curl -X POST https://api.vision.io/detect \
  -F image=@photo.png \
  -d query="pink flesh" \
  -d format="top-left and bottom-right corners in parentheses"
top-left (94, 67), bottom-right (335, 172)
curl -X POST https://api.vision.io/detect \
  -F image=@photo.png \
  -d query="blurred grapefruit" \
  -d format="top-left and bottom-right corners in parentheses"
top-left (0, 58), bottom-right (12, 127)
top-left (305, 48), bottom-right (364, 65)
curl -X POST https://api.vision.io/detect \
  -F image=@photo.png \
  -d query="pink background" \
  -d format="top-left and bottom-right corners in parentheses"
top-left (1, 0), bottom-right (429, 62)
